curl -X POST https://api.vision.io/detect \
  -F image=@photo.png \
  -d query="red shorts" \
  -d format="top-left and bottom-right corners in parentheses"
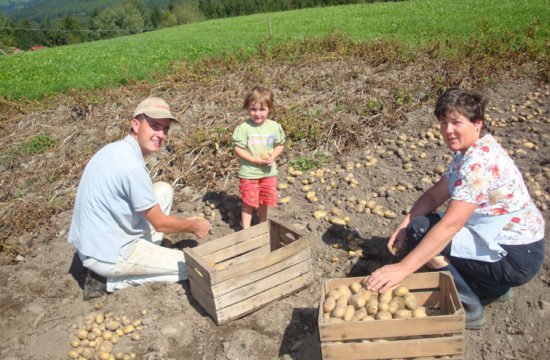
top-left (239, 177), bottom-right (278, 208)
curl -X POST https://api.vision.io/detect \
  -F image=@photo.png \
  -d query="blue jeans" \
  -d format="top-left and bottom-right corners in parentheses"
top-left (406, 214), bottom-right (545, 301)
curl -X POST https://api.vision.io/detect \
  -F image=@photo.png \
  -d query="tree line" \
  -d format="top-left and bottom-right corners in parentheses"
top-left (0, 0), bottom-right (397, 52)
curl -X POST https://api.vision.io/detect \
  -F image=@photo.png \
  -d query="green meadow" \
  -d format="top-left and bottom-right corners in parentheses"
top-left (0, 0), bottom-right (548, 99)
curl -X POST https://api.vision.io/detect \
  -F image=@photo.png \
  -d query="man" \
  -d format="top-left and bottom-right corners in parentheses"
top-left (68, 96), bottom-right (211, 300)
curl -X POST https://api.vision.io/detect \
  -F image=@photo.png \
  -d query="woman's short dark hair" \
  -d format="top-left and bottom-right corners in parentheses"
top-left (434, 88), bottom-right (488, 123)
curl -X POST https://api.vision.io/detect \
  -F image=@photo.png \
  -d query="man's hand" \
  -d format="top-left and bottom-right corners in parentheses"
top-left (187, 217), bottom-right (211, 238)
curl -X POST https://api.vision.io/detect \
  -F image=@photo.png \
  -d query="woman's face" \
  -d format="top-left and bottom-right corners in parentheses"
top-left (439, 110), bottom-right (483, 154)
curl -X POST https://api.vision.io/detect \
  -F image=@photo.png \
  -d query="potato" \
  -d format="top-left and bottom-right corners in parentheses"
top-left (359, 289), bottom-right (373, 302)
top-left (70, 338), bottom-right (80, 348)
top-left (323, 312), bottom-right (331, 321)
top-left (278, 196), bottom-right (291, 204)
top-left (97, 352), bottom-right (110, 360)
top-left (130, 332), bottom-right (141, 341)
top-left (99, 341), bottom-right (113, 353)
top-left (361, 315), bottom-right (375, 321)
top-left (351, 308), bottom-right (367, 322)
top-left (329, 217), bottom-right (346, 226)
top-left (375, 311), bottom-right (393, 320)
top-left (350, 282), bottom-right (362, 294)
top-left (140, 309), bottom-right (149, 316)
top-left (68, 350), bottom-right (80, 359)
top-left (105, 320), bottom-right (120, 331)
top-left (336, 295), bottom-right (349, 306)
top-left (378, 302), bottom-right (389, 312)
top-left (349, 293), bottom-right (367, 309)
top-left (327, 289), bottom-right (343, 300)
top-left (404, 293), bottom-right (418, 310)
top-left (277, 183), bottom-right (288, 190)
top-left (76, 329), bottom-right (88, 340)
top-left (110, 334), bottom-right (119, 344)
top-left (343, 305), bottom-right (356, 321)
top-left (313, 210), bottom-right (327, 219)
top-left (378, 289), bottom-right (393, 304)
top-left (329, 317), bottom-right (344, 323)
top-left (394, 309), bottom-right (413, 319)
top-left (95, 313), bottom-right (105, 324)
top-left (387, 298), bottom-right (400, 314)
top-left (81, 348), bottom-right (94, 359)
top-left (393, 285), bottom-right (409, 297)
top-left (337, 284), bottom-right (352, 298)
top-left (101, 330), bottom-right (112, 341)
top-left (412, 306), bottom-right (427, 318)
top-left (323, 296), bottom-right (336, 313)
top-left (331, 304), bottom-right (347, 318)
top-left (366, 299), bottom-right (378, 315)
top-left (122, 325), bottom-right (135, 334)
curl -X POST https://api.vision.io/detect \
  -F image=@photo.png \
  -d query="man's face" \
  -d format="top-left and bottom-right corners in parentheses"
top-left (131, 115), bottom-right (171, 157)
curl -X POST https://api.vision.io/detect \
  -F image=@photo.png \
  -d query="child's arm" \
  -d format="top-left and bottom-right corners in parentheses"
top-left (235, 146), bottom-right (264, 165)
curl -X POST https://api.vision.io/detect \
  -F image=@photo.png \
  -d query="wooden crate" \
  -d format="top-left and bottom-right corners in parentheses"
top-left (318, 272), bottom-right (465, 360)
top-left (183, 218), bottom-right (313, 325)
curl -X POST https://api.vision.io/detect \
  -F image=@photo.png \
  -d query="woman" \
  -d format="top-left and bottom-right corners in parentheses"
top-left (366, 88), bottom-right (545, 329)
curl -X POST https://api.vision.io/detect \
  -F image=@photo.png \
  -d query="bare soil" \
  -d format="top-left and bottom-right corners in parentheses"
top-left (0, 57), bottom-right (549, 360)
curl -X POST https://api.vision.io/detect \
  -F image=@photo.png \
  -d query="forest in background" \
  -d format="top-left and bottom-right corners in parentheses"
top-left (0, 0), bottom-right (392, 51)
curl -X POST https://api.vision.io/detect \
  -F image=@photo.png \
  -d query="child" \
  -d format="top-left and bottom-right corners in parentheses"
top-left (232, 86), bottom-right (286, 229)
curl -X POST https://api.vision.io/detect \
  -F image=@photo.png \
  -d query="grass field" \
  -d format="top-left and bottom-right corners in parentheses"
top-left (0, 0), bottom-right (548, 99)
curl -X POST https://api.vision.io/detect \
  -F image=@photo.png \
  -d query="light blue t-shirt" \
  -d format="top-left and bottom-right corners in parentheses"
top-left (68, 135), bottom-right (158, 262)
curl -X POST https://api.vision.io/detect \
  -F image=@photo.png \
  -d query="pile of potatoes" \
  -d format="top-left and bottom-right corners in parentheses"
top-left (67, 307), bottom-right (149, 360)
top-left (321, 279), bottom-right (427, 323)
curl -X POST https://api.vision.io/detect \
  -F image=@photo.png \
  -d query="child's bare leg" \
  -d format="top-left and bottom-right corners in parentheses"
top-left (258, 204), bottom-right (268, 223)
top-left (241, 203), bottom-right (254, 229)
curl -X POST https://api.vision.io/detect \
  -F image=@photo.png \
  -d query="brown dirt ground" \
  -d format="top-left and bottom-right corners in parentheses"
top-left (0, 57), bottom-right (549, 360)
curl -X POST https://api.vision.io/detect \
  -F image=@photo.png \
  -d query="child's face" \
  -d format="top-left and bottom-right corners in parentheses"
top-left (247, 101), bottom-right (269, 125)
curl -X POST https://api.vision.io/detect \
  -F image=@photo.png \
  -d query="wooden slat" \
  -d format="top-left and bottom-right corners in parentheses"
top-left (322, 273), bottom-right (440, 293)
top-left (442, 271), bottom-right (452, 314)
top-left (269, 219), bottom-right (283, 251)
top-left (445, 272), bottom-right (464, 314)
top-left (321, 335), bottom-right (464, 360)
top-left (319, 315), bottom-right (464, 341)
top-left (218, 243), bottom-right (271, 267)
top-left (188, 277), bottom-right (218, 321)
top-left (216, 271), bottom-right (313, 324)
top-left (193, 222), bottom-right (269, 257)
top-left (212, 247), bottom-right (311, 297)
top-left (203, 233), bottom-right (269, 264)
top-left (183, 248), bottom-right (213, 285)
top-left (213, 256), bottom-right (313, 309)
top-left (210, 237), bottom-right (310, 284)
top-left (187, 262), bottom-right (215, 297)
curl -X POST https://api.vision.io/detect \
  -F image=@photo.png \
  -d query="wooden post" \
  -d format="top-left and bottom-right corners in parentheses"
top-left (268, 16), bottom-right (272, 37)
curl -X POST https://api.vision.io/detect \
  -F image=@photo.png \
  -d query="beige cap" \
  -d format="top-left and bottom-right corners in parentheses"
top-left (133, 96), bottom-right (177, 121)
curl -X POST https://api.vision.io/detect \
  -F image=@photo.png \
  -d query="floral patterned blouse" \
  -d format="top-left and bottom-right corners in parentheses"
top-left (446, 134), bottom-right (544, 246)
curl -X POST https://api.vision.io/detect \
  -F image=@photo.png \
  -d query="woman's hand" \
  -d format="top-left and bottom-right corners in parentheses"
top-left (387, 226), bottom-right (407, 256)
top-left (365, 262), bottom-right (411, 293)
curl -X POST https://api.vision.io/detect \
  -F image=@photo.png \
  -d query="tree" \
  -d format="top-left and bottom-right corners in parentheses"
top-left (91, 1), bottom-right (145, 39)
top-left (14, 19), bottom-right (47, 50)
top-left (171, 1), bottom-right (206, 25)
top-left (0, 13), bottom-right (16, 51)
top-left (58, 15), bottom-right (87, 45)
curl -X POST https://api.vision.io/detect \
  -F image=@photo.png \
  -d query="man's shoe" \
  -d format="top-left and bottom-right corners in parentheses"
top-left (83, 270), bottom-right (107, 301)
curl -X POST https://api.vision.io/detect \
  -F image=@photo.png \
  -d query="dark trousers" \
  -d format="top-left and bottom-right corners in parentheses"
top-left (406, 214), bottom-right (545, 301)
